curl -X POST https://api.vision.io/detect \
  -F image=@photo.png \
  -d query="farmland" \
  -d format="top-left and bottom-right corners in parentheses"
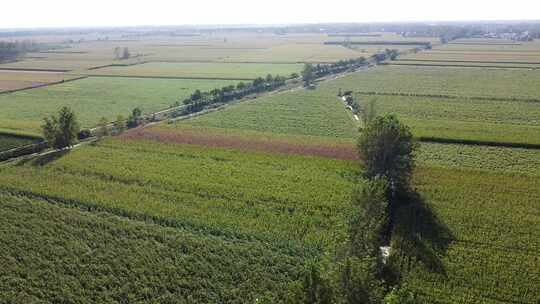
top-left (0, 70), bottom-right (79, 92)
top-left (0, 132), bottom-right (41, 151)
top-left (0, 192), bottom-right (312, 303)
top-left (182, 87), bottom-right (358, 138)
top-left (123, 124), bottom-right (358, 160)
top-left (0, 77), bottom-right (237, 132)
top-left (0, 138), bottom-right (358, 248)
top-left (87, 62), bottom-right (303, 79)
top-left (1, 24), bottom-right (540, 304)
top-left (396, 167), bottom-right (540, 303)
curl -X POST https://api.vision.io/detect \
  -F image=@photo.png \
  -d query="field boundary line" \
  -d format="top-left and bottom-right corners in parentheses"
top-left (396, 58), bottom-right (540, 65)
top-left (0, 76), bottom-right (89, 95)
top-left (354, 91), bottom-right (540, 103)
top-left (383, 62), bottom-right (538, 69)
top-left (418, 136), bottom-right (540, 150)
top-left (88, 74), bottom-right (256, 81)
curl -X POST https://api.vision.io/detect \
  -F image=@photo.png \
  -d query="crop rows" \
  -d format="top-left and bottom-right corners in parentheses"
top-left (183, 87), bottom-right (358, 139)
top-left (321, 65), bottom-right (540, 100)
top-left (393, 167), bottom-right (540, 303)
top-left (0, 192), bottom-right (312, 303)
top-left (0, 138), bottom-right (357, 248)
top-left (417, 142), bottom-right (540, 176)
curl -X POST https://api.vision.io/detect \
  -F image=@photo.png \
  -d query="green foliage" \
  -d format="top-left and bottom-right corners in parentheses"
top-left (360, 98), bottom-right (377, 127)
top-left (349, 178), bottom-right (389, 257)
top-left (301, 64), bottom-right (316, 86)
top-left (287, 261), bottom-right (334, 304)
top-left (126, 107), bottom-right (143, 128)
top-left (41, 106), bottom-right (80, 149)
top-left (96, 117), bottom-right (109, 137)
top-left (339, 257), bottom-right (385, 304)
top-left (383, 285), bottom-right (416, 304)
top-left (357, 114), bottom-right (416, 194)
top-left (114, 115), bottom-right (126, 134)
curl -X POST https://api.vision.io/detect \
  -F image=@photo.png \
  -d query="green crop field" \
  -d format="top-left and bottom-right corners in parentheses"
top-left (394, 167), bottom-right (540, 303)
top-left (0, 77), bottom-right (237, 133)
top-left (0, 192), bottom-right (312, 303)
top-left (182, 87), bottom-right (358, 139)
top-left (314, 66), bottom-right (540, 144)
top-left (87, 62), bottom-right (303, 79)
top-left (322, 65), bottom-right (540, 100)
top-left (417, 142), bottom-right (540, 176)
top-left (353, 94), bottom-right (540, 145)
top-left (0, 138), bottom-right (358, 248)
top-left (0, 70), bottom-right (78, 92)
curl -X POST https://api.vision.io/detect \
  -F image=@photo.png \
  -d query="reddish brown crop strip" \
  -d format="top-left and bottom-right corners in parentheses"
top-left (121, 128), bottom-right (359, 161)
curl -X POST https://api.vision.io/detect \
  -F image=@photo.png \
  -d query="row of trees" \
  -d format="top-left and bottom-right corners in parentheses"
top-left (41, 106), bottom-right (145, 149)
top-left (301, 57), bottom-right (368, 86)
top-left (289, 109), bottom-right (418, 303)
top-left (0, 40), bottom-right (39, 62)
top-left (178, 74), bottom-right (289, 115)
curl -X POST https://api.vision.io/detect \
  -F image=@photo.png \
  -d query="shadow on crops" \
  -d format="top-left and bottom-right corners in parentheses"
top-left (16, 150), bottom-right (70, 167)
top-left (387, 190), bottom-right (454, 280)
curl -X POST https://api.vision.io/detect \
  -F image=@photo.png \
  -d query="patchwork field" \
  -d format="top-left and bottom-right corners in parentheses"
top-left (314, 65), bottom-right (540, 144)
top-left (0, 138), bottom-right (358, 249)
top-left (0, 77), bottom-right (237, 132)
top-left (87, 62), bottom-right (303, 79)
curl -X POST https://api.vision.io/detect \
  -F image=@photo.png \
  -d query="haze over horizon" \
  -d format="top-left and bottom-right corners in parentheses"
top-left (2, 0), bottom-right (539, 29)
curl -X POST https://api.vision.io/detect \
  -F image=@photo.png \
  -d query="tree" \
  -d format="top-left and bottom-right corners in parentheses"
top-left (41, 106), bottom-right (80, 149)
top-left (301, 64), bottom-right (316, 86)
top-left (349, 178), bottom-right (389, 257)
top-left (357, 114), bottom-right (416, 195)
top-left (114, 115), bottom-right (126, 134)
top-left (97, 117), bottom-right (109, 138)
top-left (127, 108), bottom-right (143, 128)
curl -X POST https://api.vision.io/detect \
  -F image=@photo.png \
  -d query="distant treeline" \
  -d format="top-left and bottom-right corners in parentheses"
top-left (325, 41), bottom-right (432, 46)
top-left (0, 40), bottom-right (39, 62)
top-left (178, 57), bottom-right (368, 116)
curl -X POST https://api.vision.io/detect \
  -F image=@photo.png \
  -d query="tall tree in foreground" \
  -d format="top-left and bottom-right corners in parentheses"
top-left (357, 114), bottom-right (416, 196)
top-left (42, 106), bottom-right (80, 149)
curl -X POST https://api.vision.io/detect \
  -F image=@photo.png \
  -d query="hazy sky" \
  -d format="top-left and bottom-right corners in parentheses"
top-left (2, 0), bottom-right (539, 29)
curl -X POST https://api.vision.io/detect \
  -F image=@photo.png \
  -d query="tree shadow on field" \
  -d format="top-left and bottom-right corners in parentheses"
top-left (386, 190), bottom-right (454, 282)
top-left (16, 150), bottom-right (70, 167)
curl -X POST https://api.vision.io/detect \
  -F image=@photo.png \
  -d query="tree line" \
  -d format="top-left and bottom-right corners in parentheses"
top-left (0, 40), bottom-right (39, 62)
